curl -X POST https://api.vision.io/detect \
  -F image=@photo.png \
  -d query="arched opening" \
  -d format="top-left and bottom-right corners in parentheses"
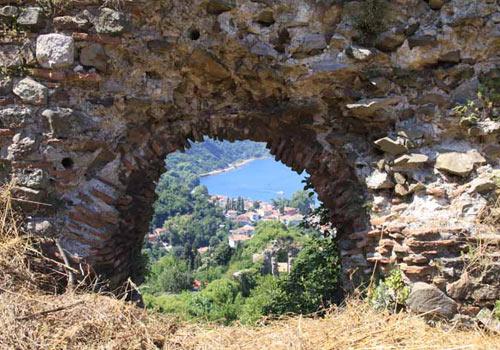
top-left (139, 138), bottom-right (337, 322)
top-left (59, 111), bottom-right (368, 293)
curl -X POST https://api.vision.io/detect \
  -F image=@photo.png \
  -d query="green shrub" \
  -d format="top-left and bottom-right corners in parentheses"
top-left (369, 269), bottom-right (410, 312)
top-left (494, 300), bottom-right (500, 321)
top-left (143, 255), bottom-right (193, 294)
top-left (354, 0), bottom-right (388, 40)
top-left (239, 275), bottom-right (287, 325)
top-left (280, 237), bottom-right (341, 314)
top-left (187, 278), bottom-right (242, 324)
top-left (193, 265), bottom-right (225, 284)
top-left (143, 292), bottom-right (192, 319)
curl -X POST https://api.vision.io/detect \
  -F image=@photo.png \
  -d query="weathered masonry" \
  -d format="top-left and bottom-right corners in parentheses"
top-left (1, 0), bottom-right (499, 311)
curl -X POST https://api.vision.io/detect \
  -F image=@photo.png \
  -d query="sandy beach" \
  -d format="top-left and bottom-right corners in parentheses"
top-left (199, 157), bottom-right (269, 177)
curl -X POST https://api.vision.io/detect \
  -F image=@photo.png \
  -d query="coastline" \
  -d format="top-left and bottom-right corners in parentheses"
top-left (199, 156), bottom-right (270, 177)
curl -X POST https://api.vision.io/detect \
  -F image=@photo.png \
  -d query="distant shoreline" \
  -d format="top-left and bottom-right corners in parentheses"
top-left (199, 156), bottom-right (270, 177)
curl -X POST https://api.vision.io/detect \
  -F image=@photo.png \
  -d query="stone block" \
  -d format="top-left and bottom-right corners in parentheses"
top-left (0, 106), bottom-right (35, 128)
top-left (345, 45), bottom-right (373, 61)
top-left (393, 153), bottom-right (429, 169)
top-left (375, 29), bottom-right (406, 52)
top-left (374, 137), bottom-right (408, 155)
top-left (204, 0), bottom-right (236, 15)
top-left (13, 77), bottom-right (47, 105)
top-left (16, 7), bottom-right (43, 29)
top-left (53, 15), bottom-right (90, 31)
top-left (0, 74), bottom-right (12, 95)
top-left (80, 43), bottom-right (108, 72)
top-left (42, 108), bottom-right (96, 138)
top-left (0, 45), bottom-right (22, 68)
top-left (366, 169), bottom-right (394, 190)
top-left (290, 33), bottom-right (327, 58)
top-left (36, 34), bottom-right (75, 69)
top-left (435, 151), bottom-right (486, 177)
top-left (95, 8), bottom-right (126, 35)
top-left (0, 5), bottom-right (18, 18)
top-left (407, 282), bottom-right (458, 319)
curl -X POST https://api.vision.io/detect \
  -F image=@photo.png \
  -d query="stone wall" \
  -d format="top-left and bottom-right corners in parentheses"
top-left (1, 0), bottom-right (499, 312)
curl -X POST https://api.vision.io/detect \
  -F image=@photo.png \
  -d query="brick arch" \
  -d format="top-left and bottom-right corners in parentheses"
top-left (59, 106), bottom-right (367, 286)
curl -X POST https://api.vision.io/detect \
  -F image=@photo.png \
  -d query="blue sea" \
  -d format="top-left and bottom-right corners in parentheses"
top-left (200, 158), bottom-right (308, 202)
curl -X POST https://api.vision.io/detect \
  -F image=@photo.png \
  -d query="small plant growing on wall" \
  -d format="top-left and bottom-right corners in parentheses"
top-left (354, 0), bottom-right (388, 42)
top-left (368, 269), bottom-right (410, 313)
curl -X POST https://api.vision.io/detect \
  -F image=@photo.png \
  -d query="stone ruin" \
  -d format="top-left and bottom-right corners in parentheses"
top-left (1, 0), bottom-right (499, 314)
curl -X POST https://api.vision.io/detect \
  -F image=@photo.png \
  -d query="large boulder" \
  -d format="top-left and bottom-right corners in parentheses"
top-left (407, 282), bottom-right (458, 319)
top-left (36, 33), bottom-right (75, 69)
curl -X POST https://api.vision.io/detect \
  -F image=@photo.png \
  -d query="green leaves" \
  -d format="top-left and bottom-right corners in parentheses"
top-left (368, 269), bottom-right (410, 312)
top-left (281, 237), bottom-right (341, 314)
top-left (144, 255), bottom-right (193, 294)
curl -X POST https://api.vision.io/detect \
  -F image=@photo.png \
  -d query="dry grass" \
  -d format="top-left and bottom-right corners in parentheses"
top-left (168, 300), bottom-right (500, 350)
top-left (0, 184), bottom-right (499, 350)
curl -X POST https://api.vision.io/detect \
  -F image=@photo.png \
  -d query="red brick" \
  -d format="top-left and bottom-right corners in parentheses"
top-left (72, 32), bottom-right (122, 45)
top-left (29, 68), bottom-right (66, 81)
top-left (0, 129), bottom-right (15, 137)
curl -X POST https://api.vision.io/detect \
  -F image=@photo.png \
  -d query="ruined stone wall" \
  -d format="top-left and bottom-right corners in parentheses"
top-left (1, 0), bottom-right (499, 312)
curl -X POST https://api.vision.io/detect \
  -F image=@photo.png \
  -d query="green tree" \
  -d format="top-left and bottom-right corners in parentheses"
top-left (289, 190), bottom-right (315, 215)
top-left (280, 237), bottom-right (341, 314)
top-left (211, 241), bottom-right (233, 266)
top-left (144, 255), bottom-right (193, 294)
top-left (187, 278), bottom-right (242, 324)
top-left (239, 275), bottom-right (287, 325)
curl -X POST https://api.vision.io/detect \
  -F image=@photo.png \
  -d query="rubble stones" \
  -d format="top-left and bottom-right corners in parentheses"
top-left (0, 0), bottom-right (498, 306)
top-left (16, 7), bottom-right (43, 29)
top-left (205, 0), bottom-right (235, 15)
top-left (374, 137), bottom-right (408, 155)
top-left (289, 33), bottom-right (327, 58)
top-left (407, 282), bottom-right (458, 319)
top-left (467, 178), bottom-right (496, 194)
top-left (80, 43), bottom-right (108, 72)
top-left (393, 154), bottom-right (429, 169)
top-left (95, 8), bottom-right (126, 35)
top-left (36, 34), bottom-right (75, 69)
top-left (366, 170), bottom-right (394, 190)
top-left (375, 30), bottom-right (406, 52)
top-left (435, 152), bottom-right (486, 177)
top-left (0, 5), bottom-right (18, 18)
top-left (345, 45), bottom-right (373, 61)
top-left (476, 308), bottom-right (500, 333)
top-left (13, 77), bottom-right (47, 105)
top-left (346, 97), bottom-right (402, 119)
